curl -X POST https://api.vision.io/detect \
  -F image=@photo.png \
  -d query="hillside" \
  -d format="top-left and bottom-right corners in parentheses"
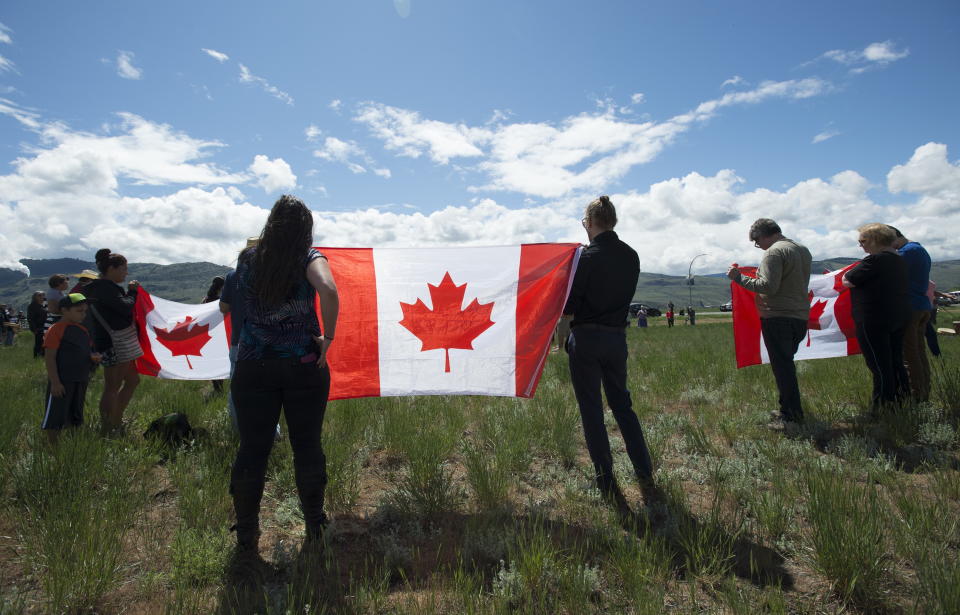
top-left (2, 257), bottom-right (959, 310)
top-left (0, 259), bottom-right (231, 309)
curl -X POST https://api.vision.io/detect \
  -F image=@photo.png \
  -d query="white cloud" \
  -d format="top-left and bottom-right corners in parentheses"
top-left (0, 22), bottom-right (12, 45)
top-left (862, 41), bottom-right (910, 63)
top-left (630, 92), bottom-right (646, 104)
top-left (0, 54), bottom-right (17, 74)
top-left (887, 142), bottom-right (960, 216)
top-left (355, 78), bottom-right (830, 199)
top-left (721, 76), bottom-right (746, 88)
top-left (305, 124), bottom-right (322, 141)
top-left (1, 102), bottom-right (956, 283)
top-left (238, 63), bottom-right (294, 105)
top-left (812, 129), bottom-right (840, 144)
top-left (248, 155), bottom-right (297, 193)
top-left (355, 103), bottom-right (490, 164)
top-left (313, 136), bottom-right (390, 178)
top-left (0, 97), bottom-right (40, 129)
top-left (818, 40), bottom-right (909, 73)
top-left (116, 50), bottom-right (142, 80)
top-left (201, 48), bottom-right (229, 63)
top-left (329, 99), bottom-right (342, 112)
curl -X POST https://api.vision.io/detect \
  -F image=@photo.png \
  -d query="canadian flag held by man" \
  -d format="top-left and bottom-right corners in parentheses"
top-left (732, 263), bottom-right (861, 368)
top-left (133, 244), bottom-right (580, 400)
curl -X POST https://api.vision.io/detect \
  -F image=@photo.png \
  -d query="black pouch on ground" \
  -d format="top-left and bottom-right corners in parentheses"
top-left (143, 412), bottom-right (196, 448)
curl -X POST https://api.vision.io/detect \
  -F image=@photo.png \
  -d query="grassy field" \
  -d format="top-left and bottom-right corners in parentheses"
top-left (1, 309), bottom-right (958, 614)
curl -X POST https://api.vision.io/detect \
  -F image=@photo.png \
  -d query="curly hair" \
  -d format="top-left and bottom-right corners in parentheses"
top-left (585, 195), bottom-right (617, 229)
top-left (250, 195), bottom-right (315, 307)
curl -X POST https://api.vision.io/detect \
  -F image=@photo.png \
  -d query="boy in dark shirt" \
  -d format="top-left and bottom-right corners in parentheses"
top-left (42, 294), bottom-right (101, 443)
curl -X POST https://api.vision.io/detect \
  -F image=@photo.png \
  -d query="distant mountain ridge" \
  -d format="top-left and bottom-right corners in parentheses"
top-left (2, 257), bottom-right (958, 310)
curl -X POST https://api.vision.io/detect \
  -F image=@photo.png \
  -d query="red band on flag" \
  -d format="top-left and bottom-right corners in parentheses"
top-left (731, 267), bottom-right (763, 368)
top-left (134, 289), bottom-right (162, 377)
top-left (318, 248), bottom-right (381, 400)
top-left (515, 243), bottom-right (580, 397)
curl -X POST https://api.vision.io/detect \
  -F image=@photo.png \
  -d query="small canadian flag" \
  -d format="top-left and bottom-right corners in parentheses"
top-left (133, 244), bottom-right (580, 399)
top-left (731, 263), bottom-right (861, 368)
top-left (135, 293), bottom-right (231, 379)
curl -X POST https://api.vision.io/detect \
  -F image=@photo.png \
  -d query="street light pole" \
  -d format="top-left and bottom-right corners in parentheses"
top-left (687, 253), bottom-right (707, 308)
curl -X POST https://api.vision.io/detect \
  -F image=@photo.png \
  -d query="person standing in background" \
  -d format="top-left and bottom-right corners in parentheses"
top-left (43, 274), bottom-right (70, 336)
top-left (28, 291), bottom-right (47, 358)
top-left (889, 227), bottom-right (932, 402)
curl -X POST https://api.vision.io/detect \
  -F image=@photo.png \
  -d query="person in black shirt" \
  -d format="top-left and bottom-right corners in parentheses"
top-left (842, 223), bottom-right (910, 413)
top-left (27, 291), bottom-right (47, 358)
top-left (84, 249), bottom-right (143, 432)
top-left (563, 195), bottom-right (654, 512)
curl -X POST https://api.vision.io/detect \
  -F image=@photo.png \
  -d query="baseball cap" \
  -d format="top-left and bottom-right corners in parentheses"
top-left (59, 293), bottom-right (88, 310)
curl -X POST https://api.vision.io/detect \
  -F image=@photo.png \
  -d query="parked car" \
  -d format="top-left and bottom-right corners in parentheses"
top-left (719, 301), bottom-right (733, 312)
top-left (629, 303), bottom-right (662, 317)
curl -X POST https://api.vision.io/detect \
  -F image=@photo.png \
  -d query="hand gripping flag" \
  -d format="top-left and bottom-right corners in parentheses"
top-left (133, 243), bottom-right (580, 399)
top-left (731, 263), bottom-right (860, 368)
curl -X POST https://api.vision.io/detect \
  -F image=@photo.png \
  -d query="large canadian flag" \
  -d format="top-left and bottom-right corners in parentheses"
top-left (731, 263), bottom-right (861, 368)
top-left (133, 244), bottom-right (580, 399)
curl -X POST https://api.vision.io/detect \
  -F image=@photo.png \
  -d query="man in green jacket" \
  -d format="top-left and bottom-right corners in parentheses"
top-left (727, 219), bottom-right (812, 426)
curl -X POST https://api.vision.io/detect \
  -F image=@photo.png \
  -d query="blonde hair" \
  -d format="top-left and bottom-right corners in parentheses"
top-left (857, 223), bottom-right (897, 247)
top-left (585, 195), bottom-right (617, 229)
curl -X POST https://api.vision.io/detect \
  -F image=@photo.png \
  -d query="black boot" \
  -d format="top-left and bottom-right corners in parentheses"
top-left (230, 476), bottom-right (264, 553)
top-left (295, 465), bottom-right (328, 547)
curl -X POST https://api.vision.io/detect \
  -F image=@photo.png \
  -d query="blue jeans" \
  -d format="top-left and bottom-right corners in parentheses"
top-left (567, 327), bottom-right (653, 491)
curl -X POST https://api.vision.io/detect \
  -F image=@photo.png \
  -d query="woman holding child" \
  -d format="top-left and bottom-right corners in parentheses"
top-left (229, 195), bottom-right (339, 555)
top-left (84, 249), bottom-right (143, 432)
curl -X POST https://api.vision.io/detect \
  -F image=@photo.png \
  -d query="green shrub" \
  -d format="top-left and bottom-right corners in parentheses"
top-left (804, 463), bottom-right (889, 604)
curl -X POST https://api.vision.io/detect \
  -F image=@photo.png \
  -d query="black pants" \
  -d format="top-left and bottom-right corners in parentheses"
top-left (32, 329), bottom-right (44, 358)
top-left (855, 320), bottom-right (908, 410)
top-left (230, 357), bottom-right (331, 539)
top-left (761, 317), bottom-right (807, 422)
top-left (567, 327), bottom-right (653, 491)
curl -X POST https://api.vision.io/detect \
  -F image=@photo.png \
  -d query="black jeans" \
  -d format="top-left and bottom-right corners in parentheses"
top-left (32, 329), bottom-right (44, 358)
top-left (230, 357), bottom-right (331, 540)
top-left (567, 327), bottom-right (653, 491)
top-left (855, 320), bottom-right (908, 410)
top-left (760, 317), bottom-right (807, 422)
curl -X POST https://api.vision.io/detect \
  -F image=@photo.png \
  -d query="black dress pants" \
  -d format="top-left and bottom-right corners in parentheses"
top-left (760, 317), bottom-right (807, 422)
top-left (230, 357), bottom-right (330, 540)
top-left (567, 327), bottom-right (653, 492)
top-left (855, 320), bottom-right (908, 410)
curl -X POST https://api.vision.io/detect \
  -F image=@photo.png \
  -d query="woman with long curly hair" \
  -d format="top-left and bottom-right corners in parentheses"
top-left (84, 249), bottom-right (143, 432)
top-left (230, 195), bottom-right (339, 557)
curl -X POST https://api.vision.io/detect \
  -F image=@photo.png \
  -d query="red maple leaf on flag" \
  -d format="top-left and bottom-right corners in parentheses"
top-left (398, 272), bottom-right (495, 373)
top-left (153, 316), bottom-right (212, 369)
top-left (806, 293), bottom-right (830, 346)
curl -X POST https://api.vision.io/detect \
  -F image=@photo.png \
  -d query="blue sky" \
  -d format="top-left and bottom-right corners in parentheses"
top-left (1, 1), bottom-right (958, 274)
